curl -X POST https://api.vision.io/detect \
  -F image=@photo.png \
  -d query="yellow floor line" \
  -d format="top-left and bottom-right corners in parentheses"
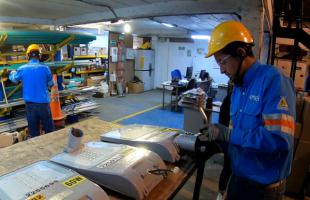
top-left (111, 104), bottom-right (162, 123)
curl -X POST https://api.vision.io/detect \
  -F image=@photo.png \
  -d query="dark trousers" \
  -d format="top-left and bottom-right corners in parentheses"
top-left (227, 175), bottom-right (286, 200)
top-left (203, 141), bottom-right (232, 192)
top-left (25, 102), bottom-right (55, 138)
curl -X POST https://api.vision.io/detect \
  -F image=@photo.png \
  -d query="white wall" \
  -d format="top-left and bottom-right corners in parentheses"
top-left (192, 40), bottom-right (228, 84)
top-left (88, 31), bottom-right (109, 55)
top-left (154, 38), bottom-right (170, 88)
top-left (167, 42), bottom-right (194, 77)
top-left (153, 38), bottom-right (229, 88)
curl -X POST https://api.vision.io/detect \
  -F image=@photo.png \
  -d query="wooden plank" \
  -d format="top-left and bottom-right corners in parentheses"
top-left (0, 117), bottom-right (121, 176)
top-left (146, 155), bottom-right (196, 200)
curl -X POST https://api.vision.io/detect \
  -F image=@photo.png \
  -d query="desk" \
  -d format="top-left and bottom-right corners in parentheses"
top-left (161, 80), bottom-right (213, 110)
top-left (0, 117), bottom-right (196, 200)
top-left (161, 80), bottom-right (187, 110)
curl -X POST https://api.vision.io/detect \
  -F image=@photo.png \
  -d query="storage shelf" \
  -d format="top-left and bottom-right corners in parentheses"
top-left (0, 60), bottom-right (28, 65)
top-left (74, 55), bottom-right (108, 59)
top-left (0, 29), bottom-right (96, 45)
top-left (76, 69), bottom-right (104, 74)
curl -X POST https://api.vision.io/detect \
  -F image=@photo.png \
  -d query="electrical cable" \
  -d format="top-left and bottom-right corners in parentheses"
top-left (148, 168), bottom-right (173, 178)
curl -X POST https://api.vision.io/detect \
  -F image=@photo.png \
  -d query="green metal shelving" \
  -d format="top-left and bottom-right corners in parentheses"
top-left (0, 29), bottom-right (96, 45)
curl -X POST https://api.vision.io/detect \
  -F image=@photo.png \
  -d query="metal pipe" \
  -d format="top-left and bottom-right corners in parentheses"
top-left (7, 83), bottom-right (22, 99)
top-left (199, 107), bottom-right (208, 123)
top-left (258, 5), bottom-right (265, 62)
top-left (1, 79), bottom-right (8, 105)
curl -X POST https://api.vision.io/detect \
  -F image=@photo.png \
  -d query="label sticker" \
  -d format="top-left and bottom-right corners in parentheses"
top-left (63, 175), bottom-right (86, 188)
top-left (26, 194), bottom-right (46, 200)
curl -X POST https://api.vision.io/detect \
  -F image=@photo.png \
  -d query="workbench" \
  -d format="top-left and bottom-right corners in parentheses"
top-left (0, 117), bottom-right (196, 200)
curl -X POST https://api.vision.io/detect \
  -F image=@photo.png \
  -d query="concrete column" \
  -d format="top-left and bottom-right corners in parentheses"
top-left (240, 1), bottom-right (264, 59)
top-left (151, 36), bottom-right (160, 88)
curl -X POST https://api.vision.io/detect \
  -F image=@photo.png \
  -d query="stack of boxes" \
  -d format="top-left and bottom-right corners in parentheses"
top-left (287, 94), bottom-right (310, 195)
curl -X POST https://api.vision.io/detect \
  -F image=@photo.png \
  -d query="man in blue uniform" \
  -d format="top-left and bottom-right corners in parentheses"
top-left (10, 44), bottom-right (55, 138)
top-left (204, 21), bottom-right (296, 199)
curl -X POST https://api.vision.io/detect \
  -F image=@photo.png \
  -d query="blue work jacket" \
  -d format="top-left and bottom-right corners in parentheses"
top-left (229, 61), bottom-right (296, 185)
top-left (9, 59), bottom-right (54, 103)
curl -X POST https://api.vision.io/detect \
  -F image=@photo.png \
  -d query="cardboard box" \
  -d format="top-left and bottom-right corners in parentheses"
top-left (301, 97), bottom-right (310, 141)
top-left (0, 56), bottom-right (7, 63)
top-left (80, 47), bottom-right (87, 56)
top-left (286, 159), bottom-right (309, 194)
top-left (295, 69), bottom-right (307, 90)
top-left (0, 134), bottom-right (14, 148)
top-left (87, 76), bottom-right (105, 86)
top-left (294, 140), bottom-right (310, 161)
top-left (287, 139), bottom-right (310, 194)
top-left (127, 82), bottom-right (144, 93)
top-left (296, 93), bottom-right (305, 122)
top-left (295, 122), bottom-right (302, 139)
top-left (74, 47), bottom-right (81, 56)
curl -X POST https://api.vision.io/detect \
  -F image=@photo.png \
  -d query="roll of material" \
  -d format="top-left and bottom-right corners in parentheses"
top-left (65, 127), bottom-right (84, 153)
top-left (174, 132), bottom-right (200, 152)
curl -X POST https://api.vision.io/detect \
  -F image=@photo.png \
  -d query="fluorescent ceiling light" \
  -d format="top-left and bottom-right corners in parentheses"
top-left (114, 19), bottom-right (125, 24)
top-left (124, 24), bottom-right (131, 33)
top-left (191, 35), bottom-right (210, 40)
top-left (103, 21), bottom-right (111, 25)
top-left (161, 23), bottom-right (174, 28)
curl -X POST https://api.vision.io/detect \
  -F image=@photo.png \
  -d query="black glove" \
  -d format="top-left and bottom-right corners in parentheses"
top-left (200, 123), bottom-right (231, 142)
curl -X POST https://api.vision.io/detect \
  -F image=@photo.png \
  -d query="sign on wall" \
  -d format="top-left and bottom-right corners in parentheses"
top-left (110, 40), bottom-right (117, 46)
top-left (126, 48), bottom-right (135, 60)
top-left (110, 47), bottom-right (118, 62)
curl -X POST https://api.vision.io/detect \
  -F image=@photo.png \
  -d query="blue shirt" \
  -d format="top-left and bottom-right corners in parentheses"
top-left (229, 61), bottom-right (296, 184)
top-left (9, 59), bottom-right (54, 103)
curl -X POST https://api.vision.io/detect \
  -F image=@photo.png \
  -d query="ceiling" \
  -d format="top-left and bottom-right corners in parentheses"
top-left (0, 0), bottom-right (244, 25)
top-left (0, 0), bottom-right (243, 37)
top-left (66, 14), bottom-right (239, 37)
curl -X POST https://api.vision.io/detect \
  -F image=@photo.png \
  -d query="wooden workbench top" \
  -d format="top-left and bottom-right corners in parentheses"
top-left (0, 117), bottom-right (121, 176)
top-left (0, 117), bottom-right (196, 200)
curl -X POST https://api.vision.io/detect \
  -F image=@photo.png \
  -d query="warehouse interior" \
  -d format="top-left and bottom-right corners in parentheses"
top-left (0, 0), bottom-right (309, 200)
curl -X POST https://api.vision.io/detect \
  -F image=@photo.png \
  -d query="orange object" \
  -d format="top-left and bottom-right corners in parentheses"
top-left (50, 74), bottom-right (65, 120)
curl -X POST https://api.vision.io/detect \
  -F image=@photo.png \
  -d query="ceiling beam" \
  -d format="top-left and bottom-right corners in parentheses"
top-left (0, 16), bottom-right (54, 25)
top-left (55, 0), bottom-right (243, 25)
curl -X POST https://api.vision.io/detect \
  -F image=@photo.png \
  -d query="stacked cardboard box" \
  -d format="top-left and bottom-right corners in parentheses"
top-left (287, 96), bottom-right (310, 194)
top-left (300, 97), bottom-right (310, 142)
top-left (87, 75), bottom-right (105, 86)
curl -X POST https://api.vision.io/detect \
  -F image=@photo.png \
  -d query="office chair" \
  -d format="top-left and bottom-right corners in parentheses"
top-left (170, 69), bottom-right (185, 111)
top-left (186, 78), bottom-right (197, 90)
top-left (197, 80), bottom-right (211, 93)
top-left (171, 69), bottom-right (182, 84)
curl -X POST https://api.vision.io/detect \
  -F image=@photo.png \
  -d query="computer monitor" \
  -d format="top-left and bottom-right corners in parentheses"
top-left (199, 70), bottom-right (207, 80)
top-left (185, 67), bottom-right (193, 80)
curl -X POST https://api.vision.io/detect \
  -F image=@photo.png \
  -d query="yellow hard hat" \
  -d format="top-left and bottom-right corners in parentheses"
top-left (205, 21), bottom-right (254, 58)
top-left (26, 44), bottom-right (41, 55)
top-left (140, 42), bottom-right (151, 49)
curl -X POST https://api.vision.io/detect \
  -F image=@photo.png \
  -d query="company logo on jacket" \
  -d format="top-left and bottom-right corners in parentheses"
top-left (249, 95), bottom-right (260, 102)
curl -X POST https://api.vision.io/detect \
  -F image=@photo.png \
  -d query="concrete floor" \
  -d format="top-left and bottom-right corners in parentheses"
top-left (93, 89), bottom-right (169, 122)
